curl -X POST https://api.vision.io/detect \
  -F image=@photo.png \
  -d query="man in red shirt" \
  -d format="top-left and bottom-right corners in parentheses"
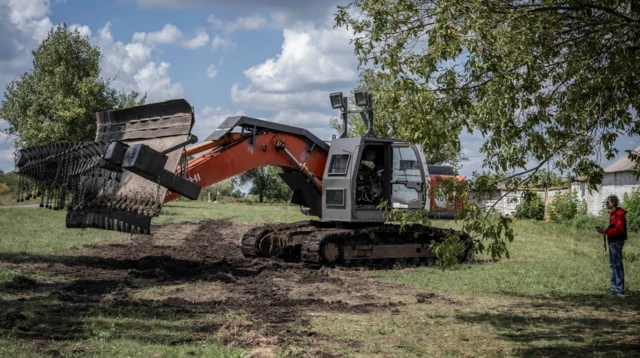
top-left (596, 195), bottom-right (627, 296)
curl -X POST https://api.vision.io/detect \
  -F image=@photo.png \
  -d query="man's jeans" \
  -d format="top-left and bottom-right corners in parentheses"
top-left (608, 240), bottom-right (625, 294)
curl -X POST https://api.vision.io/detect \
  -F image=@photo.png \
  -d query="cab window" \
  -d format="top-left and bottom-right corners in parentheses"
top-left (328, 154), bottom-right (350, 175)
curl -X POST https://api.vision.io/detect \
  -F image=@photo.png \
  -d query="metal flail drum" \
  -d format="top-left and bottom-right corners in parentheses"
top-left (15, 99), bottom-right (195, 234)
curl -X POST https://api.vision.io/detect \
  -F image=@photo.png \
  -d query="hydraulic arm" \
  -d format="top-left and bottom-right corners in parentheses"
top-left (164, 118), bottom-right (328, 204)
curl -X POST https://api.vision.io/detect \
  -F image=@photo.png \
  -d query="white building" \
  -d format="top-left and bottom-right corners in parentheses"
top-left (572, 146), bottom-right (640, 216)
top-left (471, 187), bottom-right (569, 216)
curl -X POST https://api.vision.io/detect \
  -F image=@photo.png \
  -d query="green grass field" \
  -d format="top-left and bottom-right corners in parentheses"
top-left (0, 201), bottom-right (639, 357)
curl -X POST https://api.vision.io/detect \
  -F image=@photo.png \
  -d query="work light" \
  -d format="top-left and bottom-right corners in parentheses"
top-left (354, 89), bottom-right (368, 106)
top-left (329, 92), bottom-right (344, 109)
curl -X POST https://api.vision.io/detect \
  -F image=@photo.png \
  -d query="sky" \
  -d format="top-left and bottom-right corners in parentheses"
top-left (0, 0), bottom-right (638, 178)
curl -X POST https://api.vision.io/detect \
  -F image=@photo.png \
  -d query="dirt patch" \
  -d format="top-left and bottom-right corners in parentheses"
top-left (0, 219), bottom-right (460, 354)
top-left (3, 276), bottom-right (38, 289)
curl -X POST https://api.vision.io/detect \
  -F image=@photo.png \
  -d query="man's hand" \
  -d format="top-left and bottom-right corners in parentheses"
top-left (597, 228), bottom-right (606, 234)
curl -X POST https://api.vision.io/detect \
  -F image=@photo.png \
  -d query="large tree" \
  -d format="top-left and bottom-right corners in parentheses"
top-left (1, 24), bottom-right (145, 149)
top-left (330, 69), bottom-right (464, 167)
top-left (336, 0), bottom-right (640, 188)
top-left (233, 167), bottom-right (292, 203)
top-left (336, 0), bottom-right (640, 263)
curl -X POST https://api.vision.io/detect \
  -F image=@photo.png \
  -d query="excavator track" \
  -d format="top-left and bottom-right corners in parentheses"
top-left (241, 221), bottom-right (319, 258)
top-left (242, 221), bottom-right (471, 267)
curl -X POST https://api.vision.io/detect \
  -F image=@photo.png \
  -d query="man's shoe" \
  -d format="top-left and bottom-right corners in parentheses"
top-left (616, 292), bottom-right (625, 297)
top-left (608, 290), bottom-right (616, 295)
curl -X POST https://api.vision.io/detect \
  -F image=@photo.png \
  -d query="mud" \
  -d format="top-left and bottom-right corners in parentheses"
top-left (0, 219), bottom-right (459, 355)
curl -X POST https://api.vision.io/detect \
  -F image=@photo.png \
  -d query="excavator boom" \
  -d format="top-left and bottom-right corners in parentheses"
top-left (164, 131), bottom-right (327, 204)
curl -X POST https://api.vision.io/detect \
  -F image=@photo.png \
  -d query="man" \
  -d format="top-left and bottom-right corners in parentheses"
top-left (596, 195), bottom-right (627, 296)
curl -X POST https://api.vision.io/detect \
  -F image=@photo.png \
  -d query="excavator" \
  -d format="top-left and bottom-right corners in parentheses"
top-left (14, 90), bottom-right (470, 265)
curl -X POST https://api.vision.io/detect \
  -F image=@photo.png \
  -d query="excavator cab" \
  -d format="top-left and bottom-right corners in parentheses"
top-left (322, 137), bottom-right (428, 223)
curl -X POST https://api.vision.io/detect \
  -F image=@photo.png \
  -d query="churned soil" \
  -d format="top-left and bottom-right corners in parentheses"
top-left (0, 219), bottom-right (458, 356)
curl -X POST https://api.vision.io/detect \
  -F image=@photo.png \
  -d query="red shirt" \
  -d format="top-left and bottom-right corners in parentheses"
top-left (605, 207), bottom-right (627, 238)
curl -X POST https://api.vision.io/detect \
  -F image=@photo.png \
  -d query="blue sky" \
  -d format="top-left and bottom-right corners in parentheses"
top-left (0, 0), bottom-right (638, 178)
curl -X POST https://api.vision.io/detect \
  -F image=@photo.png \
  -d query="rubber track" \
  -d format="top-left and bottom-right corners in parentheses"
top-left (301, 229), bottom-right (354, 264)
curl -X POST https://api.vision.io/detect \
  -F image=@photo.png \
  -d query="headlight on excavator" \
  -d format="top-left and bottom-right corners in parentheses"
top-left (329, 92), bottom-right (344, 109)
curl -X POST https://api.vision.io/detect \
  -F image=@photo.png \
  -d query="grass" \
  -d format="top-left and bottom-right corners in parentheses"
top-left (376, 220), bottom-right (640, 297)
top-left (0, 202), bottom-right (639, 357)
top-left (156, 200), bottom-right (311, 224)
top-left (342, 219), bottom-right (640, 357)
top-left (0, 194), bottom-right (38, 207)
top-left (0, 207), bottom-right (124, 254)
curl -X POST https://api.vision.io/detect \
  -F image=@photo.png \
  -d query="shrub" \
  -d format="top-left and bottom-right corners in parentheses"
top-left (0, 183), bottom-right (9, 196)
top-left (622, 189), bottom-right (640, 232)
top-left (566, 213), bottom-right (608, 231)
top-left (548, 190), bottom-right (583, 222)
top-left (514, 192), bottom-right (545, 220)
top-left (243, 198), bottom-right (254, 205)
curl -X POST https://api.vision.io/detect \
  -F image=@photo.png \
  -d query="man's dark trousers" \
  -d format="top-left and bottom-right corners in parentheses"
top-left (608, 241), bottom-right (625, 294)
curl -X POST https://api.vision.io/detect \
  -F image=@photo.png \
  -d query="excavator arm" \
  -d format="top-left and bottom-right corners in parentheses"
top-left (163, 128), bottom-right (328, 205)
top-left (14, 100), bottom-right (328, 234)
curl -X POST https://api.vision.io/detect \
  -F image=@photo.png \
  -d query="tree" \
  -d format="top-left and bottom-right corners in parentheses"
top-left (0, 24), bottom-right (145, 149)
top-left (336, 0), bottom-right (640, 263)
top-left (329, 69), bottom-right (464, 166)
top-left (337, 1), bottom-right (639, 189)
top-left (514, 192), bottom-right (545, 221)
top-left (198, 179), bottom-right (235, 201)
top-left (233, 167), bottom-right (292, 203)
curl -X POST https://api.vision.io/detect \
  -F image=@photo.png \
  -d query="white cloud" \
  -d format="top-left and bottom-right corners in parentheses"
top-left (270, 110), bottom-right (335, 140)
top-left (206, 64), bottom-right (218, 79)
top-left (227, 14), bottom-right (359, 143)
top-left (5, 0), bottom-right (53, 42)
top-left (192, 106), bottom-right (245, 141)
top-left (0, 0), bottom-right (56, 89)
top-left (231, 85), bottom-right (332, 112)
top-left (238, 25), bottom-right (356, 94)
top-left (69, 23), bottom-right (91, 37)
top-left (97, 22), bottom-right (184, 102)
top-left (132, 23), bottom-right (182, 45)
top-left (182, 28), bottom-right (209, 49)
top-left (131, 23), bottom-right (210, 50)
top-left (134, 62), bottom-right (184, 100)
top-left (211, 34), bottom-right (235, 50)
top-left (231, 17), bottom-right (358, 116)
top-left (0, 148), bottom-right (14, 171)
top-left (208, 13), bottom-right (269, 32)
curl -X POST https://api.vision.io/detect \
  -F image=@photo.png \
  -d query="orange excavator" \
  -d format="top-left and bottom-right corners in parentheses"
top-left (15, 92), bottom-right (469, 265)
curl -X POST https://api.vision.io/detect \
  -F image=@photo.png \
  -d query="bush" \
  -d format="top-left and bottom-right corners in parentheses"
top-left (0, 183), bottom-right (9, 196)
top-left (548, 190), bottom-right (583, 222)
top-left (622, 189), bottom-right (640, 232)
top-left (0, 171), bottom-right (19, 194)
top-left (514, 192), bottom-right (545, 220)
top-left (565, 213), bottom-right (608, 231)
top-left (243, 198), bottom-right (254, 205)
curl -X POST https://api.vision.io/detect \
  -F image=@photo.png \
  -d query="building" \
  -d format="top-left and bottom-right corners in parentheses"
top-left (572, 146), bottom-right (640, 216)
top-left (470, 186), bottom-right (569, 216)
